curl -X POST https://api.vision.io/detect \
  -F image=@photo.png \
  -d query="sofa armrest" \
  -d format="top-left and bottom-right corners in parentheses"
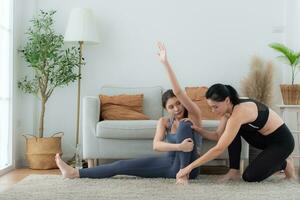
top-left (82, 96), bottom-right (100, 159)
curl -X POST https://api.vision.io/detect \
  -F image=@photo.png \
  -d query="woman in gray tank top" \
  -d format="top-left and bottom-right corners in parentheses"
top-left (54, 43), bottom-right (203, 185)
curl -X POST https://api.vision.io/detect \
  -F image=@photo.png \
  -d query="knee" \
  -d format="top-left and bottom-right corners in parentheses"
top-left (242, 171), bottom-right (260, 182)
top-left (176, 121), bottom-right (193, 138)
top-left (177, 121), bottom-right (192, 132)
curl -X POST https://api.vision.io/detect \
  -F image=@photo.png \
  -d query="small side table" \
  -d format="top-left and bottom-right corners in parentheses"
top-left (277, 105), bottom-right (300, 167)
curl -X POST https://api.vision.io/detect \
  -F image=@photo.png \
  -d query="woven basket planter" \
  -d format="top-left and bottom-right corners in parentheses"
top-left (23, 132), bottom-right (63, 169)
top-left (280, 84), bottom-right (300, 105)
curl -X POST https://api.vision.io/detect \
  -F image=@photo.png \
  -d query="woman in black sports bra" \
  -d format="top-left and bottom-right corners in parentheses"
top-left (177, 83), bottom-right (296, 182)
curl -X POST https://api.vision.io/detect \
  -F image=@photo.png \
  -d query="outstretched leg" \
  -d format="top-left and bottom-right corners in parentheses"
top-left (56, 153), bottom-right (173, 179)
top-left (78, 155), bottom-right (173, 179)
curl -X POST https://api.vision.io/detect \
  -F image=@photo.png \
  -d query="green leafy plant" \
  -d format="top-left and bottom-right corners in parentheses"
top-left (18, 10), bottom-right (81, 138)
top-left (269, 43), bottom-right (300, 85)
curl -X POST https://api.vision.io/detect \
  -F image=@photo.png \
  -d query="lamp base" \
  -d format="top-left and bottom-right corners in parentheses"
top-left (66, 154), bottom-right (88, 168)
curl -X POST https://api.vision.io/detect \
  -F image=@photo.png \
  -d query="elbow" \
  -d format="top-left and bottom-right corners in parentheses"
top-left (215, 132), bottom-right (221, 141)
top-left (213, 145), bottom-right (225, 154)
top-left (173, 89), bottom-right (182, 96)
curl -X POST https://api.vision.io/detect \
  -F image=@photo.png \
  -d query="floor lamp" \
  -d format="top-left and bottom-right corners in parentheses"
top-left (64, 8), bottom-right (100, 168)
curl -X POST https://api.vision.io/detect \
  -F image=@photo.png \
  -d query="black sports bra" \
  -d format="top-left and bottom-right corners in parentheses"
top-left (237, 98), bottom-right (269, 130)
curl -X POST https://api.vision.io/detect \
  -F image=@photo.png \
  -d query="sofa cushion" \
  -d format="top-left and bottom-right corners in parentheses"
top-left (100, 86), bottom-right (163, 120)
top-left (97, 120), bottom-right (157, 139)
top-left (201, 120), bottom-right (220, 130)
top-left (97, 119), bottom-right (219, 140)
top-left (185, 87), bottom-right (220, 120)
top-left (101, 105), bottom-right (150, 120)
top-left (100, 94), bottom-right (149, 120)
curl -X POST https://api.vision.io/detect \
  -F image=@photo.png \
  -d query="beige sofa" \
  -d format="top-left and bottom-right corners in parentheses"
top-left (82, 86), bottom-right (249, 169)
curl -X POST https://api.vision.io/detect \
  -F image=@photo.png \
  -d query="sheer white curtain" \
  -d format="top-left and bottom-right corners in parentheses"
top-left (0, 0), bottom-right (13, 170)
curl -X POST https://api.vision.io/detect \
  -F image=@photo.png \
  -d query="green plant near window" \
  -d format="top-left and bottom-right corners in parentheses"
top-left (269, 43), bottom-right (300, 84)
top-left (18, 10), bottom-right (81, 138)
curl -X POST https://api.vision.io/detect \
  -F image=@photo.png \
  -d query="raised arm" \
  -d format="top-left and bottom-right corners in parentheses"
top-left (157, 42), bottom-right (201, 124)
top-left (153, 117), bottom-right (194, 152)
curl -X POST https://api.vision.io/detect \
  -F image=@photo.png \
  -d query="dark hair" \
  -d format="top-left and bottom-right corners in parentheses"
top-left (162, 89), bottom-right (176, 108)
top-left (205, 83), bottom-right (240, 105)
top-left (162, 89), bottom-right (188, 117)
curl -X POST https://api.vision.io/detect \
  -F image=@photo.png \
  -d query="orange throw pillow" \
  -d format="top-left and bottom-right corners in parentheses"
top-left (185, 87), bottom-right (220, 120)
top-left (99, 94), bottom-right (150, 120)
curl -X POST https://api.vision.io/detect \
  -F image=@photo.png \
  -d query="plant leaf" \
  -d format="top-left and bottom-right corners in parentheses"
top-left (269, 43), bottom-right (297, 65)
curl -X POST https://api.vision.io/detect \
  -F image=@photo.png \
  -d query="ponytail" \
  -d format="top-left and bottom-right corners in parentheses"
top-left (206, 83), bottom-right (240, 105)
top-left (224, 85), bottom-right (240, 105)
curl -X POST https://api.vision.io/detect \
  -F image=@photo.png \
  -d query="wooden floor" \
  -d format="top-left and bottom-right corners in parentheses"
top-left (0, 168), bottom-right (60, 193)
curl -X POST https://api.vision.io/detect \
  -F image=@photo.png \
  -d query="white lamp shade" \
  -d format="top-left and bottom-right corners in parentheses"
top-left (64, 8), bottom-right (100, 44)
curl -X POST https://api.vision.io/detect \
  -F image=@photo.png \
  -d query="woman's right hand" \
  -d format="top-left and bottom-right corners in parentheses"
top-left (178, 138), bottom-right (194, 152)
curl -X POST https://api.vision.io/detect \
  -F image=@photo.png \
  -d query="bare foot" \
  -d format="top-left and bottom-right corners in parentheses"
top-left (218, 169), bottom-right (241, 183)
top-left (55, 153), bottom-right (80, 179)
top-left (176, 175), bottom-right (189, 185)
top-left (284, 157), bottom-right (297, 181)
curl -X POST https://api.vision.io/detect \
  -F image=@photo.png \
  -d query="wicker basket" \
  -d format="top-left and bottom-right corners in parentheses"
top-left (23, 132), bottom-right (63, 169)
top-left (280, 84), bottom-right (300, 105)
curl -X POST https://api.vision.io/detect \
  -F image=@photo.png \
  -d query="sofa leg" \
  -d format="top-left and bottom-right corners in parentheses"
top-left (88, 159), bottom-right (95, 168)
top-left (94, 159), bottom-right (98, 167)
top-left (240, 160), bottom-right (245, 174)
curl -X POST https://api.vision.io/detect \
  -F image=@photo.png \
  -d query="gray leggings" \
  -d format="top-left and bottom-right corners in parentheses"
top-left (79, 121), bottom-right (200, 179)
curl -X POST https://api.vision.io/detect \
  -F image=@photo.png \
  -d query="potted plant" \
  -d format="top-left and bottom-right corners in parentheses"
top-left (18, 10), bottom-right (81, 169)
top-left (269, 43), bottom-right (300, 104)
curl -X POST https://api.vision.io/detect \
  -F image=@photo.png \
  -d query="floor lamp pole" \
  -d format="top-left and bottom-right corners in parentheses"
top-left (76, 41), bottom-right (83, 146)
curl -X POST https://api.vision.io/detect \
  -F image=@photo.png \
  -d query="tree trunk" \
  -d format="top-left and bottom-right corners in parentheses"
top-left (38, 97), bottom-right (46, 138)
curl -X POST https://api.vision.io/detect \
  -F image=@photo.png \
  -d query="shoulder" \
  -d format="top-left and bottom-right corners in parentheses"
top-left (231, 103), bottom-right (257, 124)
top-left (158, 117), bottom-right (169, 127)
top-left (234, 101), bottom-right (256, 113)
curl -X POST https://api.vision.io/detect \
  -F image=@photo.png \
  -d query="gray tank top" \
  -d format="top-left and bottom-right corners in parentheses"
top-left (165, 117), bottom-right (177, 144)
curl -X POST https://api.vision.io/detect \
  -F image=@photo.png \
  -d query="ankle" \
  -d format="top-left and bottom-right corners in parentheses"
top-left (72, 168), bottom-right (80, 178)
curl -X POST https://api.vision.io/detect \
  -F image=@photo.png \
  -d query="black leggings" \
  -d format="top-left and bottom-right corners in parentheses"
top-left (228, 124), bottom-right (294, 182)
top-left (79, 121), bottom-right (200, 179)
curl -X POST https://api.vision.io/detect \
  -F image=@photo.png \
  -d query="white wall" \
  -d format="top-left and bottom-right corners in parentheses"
top-left (14, 0), bottom-right (288, 166)
top-left (284, 0), bottom-right (300, 84)
top-left (281, 0), bottom-right (300, 162)
top-left (13, 0), bottom-right (40, 167)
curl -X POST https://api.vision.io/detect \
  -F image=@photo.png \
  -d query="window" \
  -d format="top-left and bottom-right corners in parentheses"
top-left (0, 0), bottom-right (13, 172)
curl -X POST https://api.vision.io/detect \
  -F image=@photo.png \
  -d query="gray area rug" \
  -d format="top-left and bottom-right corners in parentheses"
top-left (0, 175), bottom-right (299, 200)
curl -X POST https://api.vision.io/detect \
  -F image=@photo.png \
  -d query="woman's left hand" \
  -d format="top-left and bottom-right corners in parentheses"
top-left (181, 118), bottom-right (203, 133)
top-left (157, 42), bottom-right (168, 64)
top-left (176, 166), bottom-right (193, 179)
